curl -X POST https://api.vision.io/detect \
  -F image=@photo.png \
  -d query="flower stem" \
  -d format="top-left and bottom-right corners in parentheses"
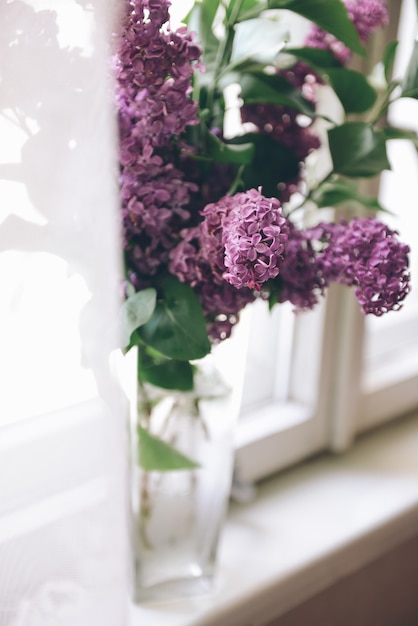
top-left (206, 0), bottom-right (244, 123)
top-left (368, 80), bottom-right (401, 125)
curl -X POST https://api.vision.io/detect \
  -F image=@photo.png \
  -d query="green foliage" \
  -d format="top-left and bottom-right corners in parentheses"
top-left (328, 122), bottom-right (391, 178)
top-left (138, 276), bottom-right (211, 361)
top-left (383, 41), bottom-right (399, 84)
top-left (285, 47), bottom-right (342, 69)
top-left (239, 72), bottom-right (315, 115)
top-left (383, 126), bottom-right (418, 147)
top-left (267, 0), bottom-right (364, 55)
top-left (312, 178), bottom-right (388, 212)
top-left (236, 133), bottom-right (300, 196)
top-left (138, 347), bottom-right (194, 391)
top-left (226, 0), bottom-right (261, 22)
top-left (322, 68), bottom-right (377, 114)
top-left (205, 127), bottom-right (255, 164)
top-left (185, 0), bottom-right (219, 57)
top-left (402, 41), bottom-right (418, 99)
top-left (138, 425), bottom-right (200, 471)
top-left (121, 288), bottom-right (156, 348)
top-left (184, 0), bottom-right (416, 216)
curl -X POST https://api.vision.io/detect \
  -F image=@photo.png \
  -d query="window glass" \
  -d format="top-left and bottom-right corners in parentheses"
top-left (361, 0), bottom-right (418, 425)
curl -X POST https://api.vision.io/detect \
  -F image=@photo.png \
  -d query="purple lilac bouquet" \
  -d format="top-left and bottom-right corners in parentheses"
top-left (115, 0), bottom-right (416, 402)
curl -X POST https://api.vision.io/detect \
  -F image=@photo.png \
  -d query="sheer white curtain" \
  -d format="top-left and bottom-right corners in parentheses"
top-left (0, 2), bottom-right (130, 624)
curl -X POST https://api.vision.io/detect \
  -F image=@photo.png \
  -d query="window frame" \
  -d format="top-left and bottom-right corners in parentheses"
top-left (233, 0), bottom-right (418, 485)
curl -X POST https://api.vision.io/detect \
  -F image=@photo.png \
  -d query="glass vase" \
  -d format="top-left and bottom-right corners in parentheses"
top-left (129, 357), bottom-right (238, 603)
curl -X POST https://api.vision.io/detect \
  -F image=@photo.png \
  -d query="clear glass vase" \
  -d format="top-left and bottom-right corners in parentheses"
top-left (129, 357), bottom-right (238, 603)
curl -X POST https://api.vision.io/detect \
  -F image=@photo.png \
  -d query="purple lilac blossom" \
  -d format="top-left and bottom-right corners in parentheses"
top-left (221, 189), bottom-right (290, 291)
top-left (305, 0), bottom-right (389, 65)
top-left (179, 157), bottom-right (237, 218)
top-left (115, 0), bottom-right (201, 282)
top-left (169, 220), bottom-right (255, 342)
top-left (170, 189), bottom-right (290, 338)
top-left (311, 218), bottom-right (410, 315)
top-left (274, 224), bottom-right (326, 310)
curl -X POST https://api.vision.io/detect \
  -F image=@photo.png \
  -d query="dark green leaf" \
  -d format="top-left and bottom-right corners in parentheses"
top-left (121, 288), bottom-right (157, 348)
top-left (267, 0), bottom-right (364, 56)
top-left (138, 348), bottom-right (194, 391)
top-left (285, 47), bottom-right (342, 69)
top-left (138, 425), bottom-right (200, 471)
top-left (283, 50), bottom-right (376, 114)
top-left (323, 68), bottom-right (377, 114)
top-left (234, 133), bottom-right (300, 196)
top-left (267, 288), bottom-right (280, 310)
top-left (226, 0), bottom-right (261, 22)
top-left (239, 72), bottom-right (315, 115)
top-left (328, 122), bottom-right (391, 177)
top-left (312, 179), bottom-right (387, 212)
top-left (205, 129), bottom-right (255, 164)
top-left (402, 40), bottom-right (418, 99)
top-left (383, 40), bottom-right (399, 84)
top-left (138, 276), bottom-right (211, 361)
top-left (383, 126), bottom-right (418, 147)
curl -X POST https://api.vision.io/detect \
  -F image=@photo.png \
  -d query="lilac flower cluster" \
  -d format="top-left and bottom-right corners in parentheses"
top-left (170, 189), bottom-right (290, 339)
top-left (267, 218), bottom-right (410, 316)
top-left (115, 0), bottom-right (201, 282)
top-left (305, 0), bottom-right (389, 64)
top-left (116, 0), bottom-right (410, 347)
top-left (222, 189), bottom-right (289, 290)
top-left (311, 218), bottom-right (410, 315)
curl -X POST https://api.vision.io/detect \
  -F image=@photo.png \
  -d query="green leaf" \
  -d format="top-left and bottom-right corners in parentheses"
top-left (383, 126), bottom-right (418, 147)
top-left (285, 47), bottom-right (342, 69)
top-left (185, 0), bottom-right (219, 51)
top-left (283, 49), bottom-right (377, 114)
top-left (205, 129), bottom-right (255, 164)
top-left (267, 0), bottom-right (364, 56)
top-left (226, 0), bottom-right (261, 22)
top-left (229, 17), bottom-right (289, 68)
top-left (328, 122), bottom-right (391, 177)
top-left (239, 72), bottom-right (315, 115)
top-left (138, 349), bottom-right (194, 391)
top-left (186, 2), bottom-right (219, 83)
top-left (383, 40), bottom-right (399, 84)
top-left (234, 133), bottom-right (300, 196)
top-left (138, 276), bottom-right (211, 361)
top-left (323, 68), bottom-right (377, 114)
top-left (312, 179), bottom-right (387, 212)
top-left (121, 288), bottom-right (157, 348)
top-left (267, 287), bottom-right (280, 310)
top-left (138, 425), bottom-right (200, 472)
top-left (402, 40), bottom-right (418, 99)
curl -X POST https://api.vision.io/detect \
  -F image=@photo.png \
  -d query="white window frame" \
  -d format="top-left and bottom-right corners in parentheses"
top-left (233, 300), bottom-right (328, 484)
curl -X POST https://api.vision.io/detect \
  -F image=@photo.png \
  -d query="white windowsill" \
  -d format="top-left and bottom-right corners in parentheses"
top-left (129, 410), bottom-right (418, 626)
